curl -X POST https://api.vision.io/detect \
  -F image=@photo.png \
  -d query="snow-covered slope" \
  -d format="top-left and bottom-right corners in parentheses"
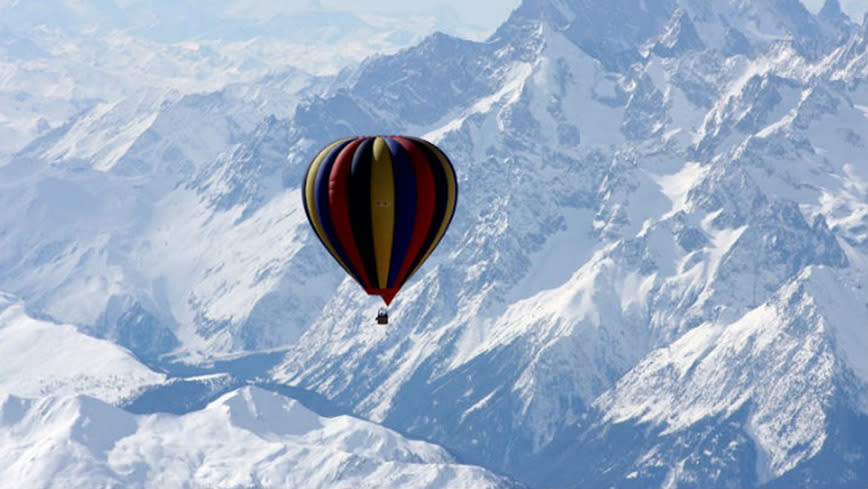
top-left (0, 386), bottom-right (510, 489)
top-left (1, 0), bottom-right (866, 488)
top-left (0, 0), bottom-right (487, 162)
top-left (0, 293), bottom-right (164, 403)
top-left (0, 295), bottom-right (506, 488)
top-left (575, 264), bottom-right (868, 488)
top-left (270, 1), bottom-right (868, 487)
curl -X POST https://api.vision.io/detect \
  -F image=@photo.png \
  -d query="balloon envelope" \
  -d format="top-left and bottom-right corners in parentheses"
top-left (302, 136), bottom-right (457, 305)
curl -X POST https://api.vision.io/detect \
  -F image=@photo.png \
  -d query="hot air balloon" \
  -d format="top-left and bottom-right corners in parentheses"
top-left (302, 136), bottom-right (458, 323)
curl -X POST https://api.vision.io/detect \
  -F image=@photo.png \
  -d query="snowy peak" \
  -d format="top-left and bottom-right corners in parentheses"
top-left (818, 0), bottom-right (850, 26)
top-left (508, 0), bottom-right (676, 42)
top-left (22, 68), bottom-right (314, 177)
top-left (0, 295), bottom-right (165, 403)
top-left (28, 88), bottom-right (174, 173)
top-left (0, 387), bottom-right (512, 489)
top-left (592, 264), bottom-right (867, 484)
top-left (214, 387), bottom-right (323, 437)
top-left (0, 393), bottom-right (138, 489)
top-left (651, 9), bottom-right (705, 57)
top-left (689, 0), bottom-right (854, 58)
top-left (497, 0), bottom-right (675, 69)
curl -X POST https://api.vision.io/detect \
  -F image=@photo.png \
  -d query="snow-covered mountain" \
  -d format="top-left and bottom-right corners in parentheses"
top-left (0, 292), bottom-right (164, 402)
top-left (0, 295), bottom-right (509, 488)
top-left (1, 0), bottom-right (866, 487)
top-left (0, 386), bottom-right (509, 489)
top-left (0, 0), bottom-right (487, 162)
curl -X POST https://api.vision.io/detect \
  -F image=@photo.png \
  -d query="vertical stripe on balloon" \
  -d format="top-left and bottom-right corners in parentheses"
top-left (403, 138), bottom-right (450, 281)
top-left (390, 136), bottom-right (436, 290)
top-left (369, 137), bottom-right (395, 289)
top-left (328, 138), bottom-right (373, 289)
top-left (304, 138), bottom-right (356, 279)
top-left (406, 137), bottom-right (458, 280)
top-left (347, 138), bottom-right (378, 289)
top-left (384, 137), bottom-right (417, 288)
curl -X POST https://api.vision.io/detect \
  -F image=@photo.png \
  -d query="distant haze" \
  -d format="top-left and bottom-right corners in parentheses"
top-left (318, 0), bottom-right (866, 32)
top-left (804, 0), bottom-right (867, 18)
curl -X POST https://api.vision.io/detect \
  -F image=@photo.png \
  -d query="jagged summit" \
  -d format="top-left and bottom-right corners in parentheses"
top-left (819, 0), bottom-right (849, 24)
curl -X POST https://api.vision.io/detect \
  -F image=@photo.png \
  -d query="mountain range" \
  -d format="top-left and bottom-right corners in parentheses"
top-left (0, 0), bottom-right (866, 487)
